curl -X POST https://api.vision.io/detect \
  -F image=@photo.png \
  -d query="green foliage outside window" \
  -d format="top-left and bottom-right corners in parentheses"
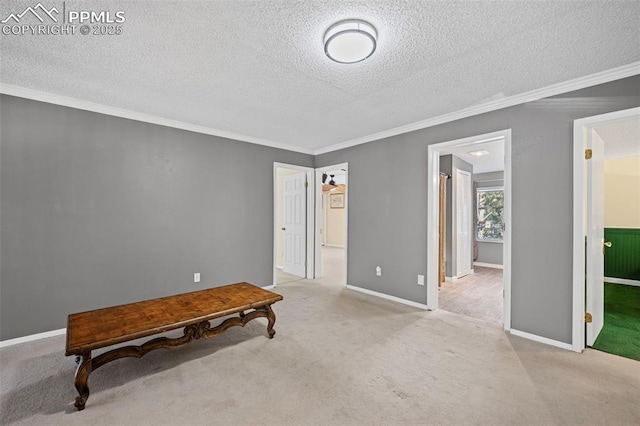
top-left (476, 188), bottom-right (504, 241)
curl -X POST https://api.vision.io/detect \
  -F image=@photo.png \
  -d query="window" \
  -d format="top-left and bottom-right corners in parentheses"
top-left (476, 187), bottom-right (504, 242)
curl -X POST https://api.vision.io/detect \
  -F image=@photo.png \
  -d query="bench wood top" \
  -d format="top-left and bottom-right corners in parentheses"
top-left (66, 282), bottom-right (282, 355)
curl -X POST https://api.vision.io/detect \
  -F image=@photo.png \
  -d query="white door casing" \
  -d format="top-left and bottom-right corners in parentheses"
top-left (283, 172), bottom-right (307, 277)
top-left (571, 106), bottom-right (639, 352)
top-left (427, 129), bottom-right (512, 332)
top-left (585, 129), bottom-right (605, 346)
top-left (456, 169), bottom-right (473, 277)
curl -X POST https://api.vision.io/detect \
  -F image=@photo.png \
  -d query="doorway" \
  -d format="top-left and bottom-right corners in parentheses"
top-left (273, 163), bottom-right (314, 286)
top-left (315, 163), bottom-right (348, 286)
top-left (572, 106), bottom-right (640, 354)
top-left (427, 130), bottom-right (512, 330)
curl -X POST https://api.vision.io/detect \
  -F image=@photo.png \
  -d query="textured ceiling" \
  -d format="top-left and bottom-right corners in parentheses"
top-left (1, 1), bottom-right (639, 153)
top-left (594, 115), bottom-right (640, 160)
top-left (440, 139), bottom-right (505, 174)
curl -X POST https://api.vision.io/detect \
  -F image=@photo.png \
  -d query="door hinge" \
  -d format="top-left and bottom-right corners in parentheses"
top-left (305, 181), bottom-right (308, 188)
top-left (585, 312), bottom-right (592, 323)
top-left (585, 149), bottom-right (592, 160)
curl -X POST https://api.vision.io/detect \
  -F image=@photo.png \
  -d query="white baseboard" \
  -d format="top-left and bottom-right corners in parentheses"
top-left (445, 271), bottom-right (474, 281)
top-left (509, 328), bottom-right (574, 352)
top-left (473, 262), bottom-right (504, 270)
top-left (323, 244), bottom-right (345, 248)
top-left (604, 277), bottom-right (640, 287)
top-left (261, 285), bottom-right (276, 290)
top-left (346, 285), bottom-right (429, 311)
top-left (0, 328), bottom-right (66, 348)
top-left (276, 265), bottom-right (283, 270)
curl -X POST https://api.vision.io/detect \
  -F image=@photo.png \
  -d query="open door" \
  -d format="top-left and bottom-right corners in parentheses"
top-left (586, 128), bottom-right (605, 346)
top-left (456, 169), bottom-right (473, 277)
top-left (282, 172), bottom-right (307, 278)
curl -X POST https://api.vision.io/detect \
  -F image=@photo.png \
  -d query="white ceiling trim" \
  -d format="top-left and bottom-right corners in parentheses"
top-left (0, 84), bottom-right (314, 155)
top-left (314, 62), bottom-right (640, 155)
top-left (1, 61), bottom-right (638, 157)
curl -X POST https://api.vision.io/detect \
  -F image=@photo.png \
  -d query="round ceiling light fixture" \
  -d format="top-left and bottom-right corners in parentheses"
top-left (324, 19), bottom-right (377, 64)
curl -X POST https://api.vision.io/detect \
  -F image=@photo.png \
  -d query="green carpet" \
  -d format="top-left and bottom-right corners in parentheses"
top-left (593, 283), bottom-right (640, 361)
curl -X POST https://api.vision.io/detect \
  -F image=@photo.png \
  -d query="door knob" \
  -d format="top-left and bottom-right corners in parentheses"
top-left (282, 227), bottom-right (286, 231)
top-left (603, 241), bottom-right (612, 248)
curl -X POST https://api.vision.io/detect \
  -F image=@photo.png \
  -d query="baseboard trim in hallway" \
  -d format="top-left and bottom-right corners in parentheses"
top-left (0, 328), bottom-right (66, 348)
top-left (473, 262), bottom-right (504, 269)
top-left (346, 284), bottom-right (429, 311)
top-left (346, 285), bottom-right (577, 353)
top-left (0, 290), bottom-right (576, 355)
top-left (510, 328), bottom-right (574, 352)
top-left (604, 277), bottom-right (640, 287)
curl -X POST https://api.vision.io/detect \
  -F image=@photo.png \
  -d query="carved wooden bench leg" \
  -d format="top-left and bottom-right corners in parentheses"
top-left (265, 304), bottom-right (277, 339)
top-left (74, 352), bottom-right (92, 411)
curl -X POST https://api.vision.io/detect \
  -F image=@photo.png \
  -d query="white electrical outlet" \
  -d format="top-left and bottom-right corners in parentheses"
top-left (417, 274), bottom-right (424, 286)
top-left (376, 266), bottom-right (382, 276)
top-left (194, 273), bottom-right (201, 283)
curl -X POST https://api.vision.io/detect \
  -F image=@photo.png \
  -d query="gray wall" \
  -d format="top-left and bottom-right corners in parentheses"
top-left (474, 171), bottom-right (505, 266)
top-left (2, 76), bottom-right (639, 344)
top-left (440, 155), bottom-right (473, 277)
top-left (316, 75), bottom-right (640, 344)
top-left (0, 95), bottom-right (313, 340)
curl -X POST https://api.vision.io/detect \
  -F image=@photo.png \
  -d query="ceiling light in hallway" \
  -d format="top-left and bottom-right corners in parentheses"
top-left (324, 20), bottom-right (377, 64)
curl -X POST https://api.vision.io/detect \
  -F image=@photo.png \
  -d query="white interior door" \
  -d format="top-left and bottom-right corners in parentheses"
top-left (456, 170), bottom-right (473, 277)
top-left (586, 129), bottom-right (605, 346)
top-left (283, 172), bottom-right (307, 277)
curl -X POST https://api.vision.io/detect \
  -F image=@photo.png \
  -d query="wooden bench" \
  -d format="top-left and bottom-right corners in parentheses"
top-left (65, 282), bottom-right (283, 410)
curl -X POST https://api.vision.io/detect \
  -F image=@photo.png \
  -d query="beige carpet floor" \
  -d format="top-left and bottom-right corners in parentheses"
top-left (439, 266), bottom-right (504, 324)
top-left (1, 275), bottom-right (639, 425)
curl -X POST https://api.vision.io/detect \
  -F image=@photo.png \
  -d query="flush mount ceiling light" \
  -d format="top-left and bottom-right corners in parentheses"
top-left (468, 149), bottom-right (489, 157)
top-left (324, 20), bottom-right (377, 64)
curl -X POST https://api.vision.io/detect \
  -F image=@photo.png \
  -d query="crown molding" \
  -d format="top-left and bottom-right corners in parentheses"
top-left (2, 62), bottom-right (638, 157)
top-left (314, 61), bottom-right (640, 155)
top-left (0, 84), bottom-right (314, 155)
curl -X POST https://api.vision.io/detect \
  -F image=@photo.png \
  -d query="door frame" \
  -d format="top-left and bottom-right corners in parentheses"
top-left (571, 106), bottom-right (640, 352)
top-left (314, 163), bottom-right (349, 285)
top-left (273, 162), bottom-right (315, 286)
top-left (427, 129), bottom-right (512, 331)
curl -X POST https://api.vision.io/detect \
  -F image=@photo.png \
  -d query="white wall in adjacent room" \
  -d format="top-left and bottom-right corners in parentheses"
top-left (604, 156), bottom-right (640, 228)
